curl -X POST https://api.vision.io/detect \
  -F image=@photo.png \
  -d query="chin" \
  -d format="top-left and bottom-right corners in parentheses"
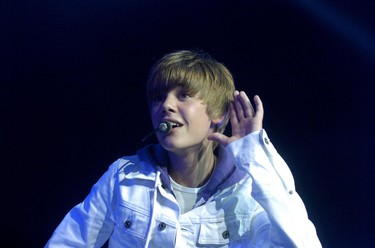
top-left (159, 141), bottom-right (183, 152)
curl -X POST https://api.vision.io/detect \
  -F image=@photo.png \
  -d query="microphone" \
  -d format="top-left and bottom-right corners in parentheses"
top-left (141, 121), bottom-right (172, 143)
top-left (158, 121), bottom-right (172, 134)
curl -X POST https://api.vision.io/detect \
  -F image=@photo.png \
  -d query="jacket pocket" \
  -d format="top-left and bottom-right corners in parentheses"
top-left (197, 216), bottom-right (251, 246)
top-left (113, 202), bottom-right (150, 241)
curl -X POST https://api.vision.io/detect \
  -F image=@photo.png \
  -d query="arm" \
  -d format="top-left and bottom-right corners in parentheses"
top-left (209, 91), bottom-right (321, 247)
top-left (45, 162), bottom-right (117, 248)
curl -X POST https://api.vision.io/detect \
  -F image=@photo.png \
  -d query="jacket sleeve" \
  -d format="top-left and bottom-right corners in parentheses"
top-left (226, 129), bottom-right (322, 248)
top-left (45, 161), bottom-right (119, 248)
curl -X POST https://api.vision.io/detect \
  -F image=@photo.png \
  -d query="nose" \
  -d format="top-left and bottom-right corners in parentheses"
top-left (161, 94), bottom-right (177, 113)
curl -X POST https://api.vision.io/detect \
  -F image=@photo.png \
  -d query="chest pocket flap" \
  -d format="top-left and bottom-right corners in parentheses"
top-left (113, 202), bottom-right (150, 239)
top-left (197, 216), bottom-right (251, 245)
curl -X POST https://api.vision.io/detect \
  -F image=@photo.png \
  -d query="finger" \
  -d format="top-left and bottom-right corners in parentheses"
top-left (207, 132), bottom-right (230, 147)
top-left (253, 95), bottom-right (264, 118)
top-left (233, 91), bottom-right (245, 120)
top-left (238, 91), bottom-right (255, 118)
top-left (229, 102), bottom-right (238, 127)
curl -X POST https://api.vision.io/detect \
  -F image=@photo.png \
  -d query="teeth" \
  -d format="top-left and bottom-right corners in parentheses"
top-left (170, 122), bottom-right (180, 128)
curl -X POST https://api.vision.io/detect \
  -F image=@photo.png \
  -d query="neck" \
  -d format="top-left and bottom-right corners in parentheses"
top-left (167, 144), bottom-right (216, 188)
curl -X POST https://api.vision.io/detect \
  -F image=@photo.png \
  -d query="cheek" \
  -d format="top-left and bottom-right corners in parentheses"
top-left (150, 111), bottom-right (159, 128)
top-left (188, 108), bottom-right (211, 127)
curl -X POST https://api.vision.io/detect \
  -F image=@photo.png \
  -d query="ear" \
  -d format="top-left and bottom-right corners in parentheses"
top-left (211, 115), bottom-right (225, 126)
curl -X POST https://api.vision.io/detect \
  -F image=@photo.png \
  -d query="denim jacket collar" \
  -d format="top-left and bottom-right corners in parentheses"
top-left (136, 144), bottom-right (246, 202)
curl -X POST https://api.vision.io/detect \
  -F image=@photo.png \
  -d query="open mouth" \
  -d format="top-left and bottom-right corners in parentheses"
top-left (170, 122), bottom-right (182, 128)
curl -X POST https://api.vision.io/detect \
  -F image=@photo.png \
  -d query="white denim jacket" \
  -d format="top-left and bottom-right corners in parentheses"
top-left (45, 130), bottom-right (322, 247)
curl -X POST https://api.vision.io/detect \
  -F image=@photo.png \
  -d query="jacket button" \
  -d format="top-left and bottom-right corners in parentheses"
top-left (222, 230), bottom-right (230, 239)
top-left (158, 222), bottom-right (166, 231)
top-left (124, 220), bottom-right (132, 229)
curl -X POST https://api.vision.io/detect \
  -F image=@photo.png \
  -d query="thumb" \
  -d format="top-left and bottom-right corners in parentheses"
top-left (208, 132), bottom-right (230, 147)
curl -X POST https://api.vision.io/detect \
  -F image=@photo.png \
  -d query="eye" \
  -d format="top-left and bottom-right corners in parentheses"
top-left (179, 92), bottom-right (191, 100)
top-left (151, 94), bottom-right (165, 103)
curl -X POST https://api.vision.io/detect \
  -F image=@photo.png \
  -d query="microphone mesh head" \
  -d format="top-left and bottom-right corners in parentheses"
top-left (159, 122), bottom-right (171, 133)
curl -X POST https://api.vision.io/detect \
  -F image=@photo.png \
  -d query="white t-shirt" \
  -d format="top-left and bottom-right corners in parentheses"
top-left (169, 176), bottom-right (209, 214)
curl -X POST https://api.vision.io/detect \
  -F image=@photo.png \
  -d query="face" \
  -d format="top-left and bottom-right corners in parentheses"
top-left (150, 87), bottom-right (220, 154)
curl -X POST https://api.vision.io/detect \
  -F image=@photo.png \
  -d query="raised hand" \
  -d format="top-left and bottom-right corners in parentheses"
top-left (208, 91), bottom-right (264, 147)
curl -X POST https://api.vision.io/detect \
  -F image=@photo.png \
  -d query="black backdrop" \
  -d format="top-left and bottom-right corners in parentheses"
top-left (2, 0), bottom-right (375, 247)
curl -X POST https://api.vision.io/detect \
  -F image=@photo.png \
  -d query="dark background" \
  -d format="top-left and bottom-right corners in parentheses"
top-left (1, 0), bottom-right (374, 247)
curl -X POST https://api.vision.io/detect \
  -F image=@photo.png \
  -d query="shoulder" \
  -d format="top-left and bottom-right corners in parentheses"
top-left (109, 154), bottom-right (157, 180)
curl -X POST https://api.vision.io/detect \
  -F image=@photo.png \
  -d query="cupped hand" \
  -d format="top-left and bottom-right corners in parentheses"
top-left (208, 91), bottom-right (264, 147)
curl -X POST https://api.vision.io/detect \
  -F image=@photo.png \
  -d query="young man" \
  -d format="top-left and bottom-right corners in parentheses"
top-left (46, 50), bottom-right (321, 247)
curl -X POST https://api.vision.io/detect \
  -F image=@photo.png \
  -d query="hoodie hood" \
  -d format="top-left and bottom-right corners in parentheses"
top-left (136, 144), bottom-right (171, 189)
top-left (136, 144), bottom-right (247, 201)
